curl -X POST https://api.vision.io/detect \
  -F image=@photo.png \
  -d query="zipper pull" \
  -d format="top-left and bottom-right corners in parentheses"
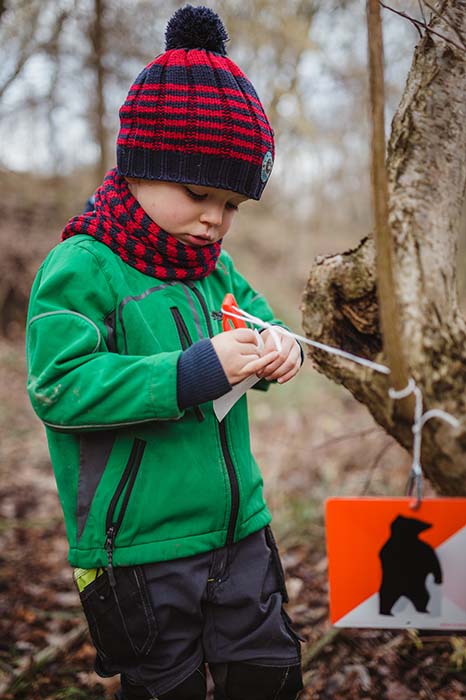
top-left (105, 526), bottom-right (117, 588)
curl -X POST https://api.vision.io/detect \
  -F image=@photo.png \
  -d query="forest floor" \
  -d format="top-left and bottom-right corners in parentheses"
top-left (1, 338), bottom-right (465, 700)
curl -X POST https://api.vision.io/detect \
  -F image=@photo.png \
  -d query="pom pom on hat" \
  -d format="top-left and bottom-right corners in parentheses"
top-left (165, 4), bottom-right (229, 55)
top-left (117, 4), bottom-right (274, 200)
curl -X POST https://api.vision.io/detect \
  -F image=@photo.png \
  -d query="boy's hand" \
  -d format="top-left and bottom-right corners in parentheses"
top-left (256, 328), bottom-right (302, 384)
top-left (211, 328), bottom-right (278, 385)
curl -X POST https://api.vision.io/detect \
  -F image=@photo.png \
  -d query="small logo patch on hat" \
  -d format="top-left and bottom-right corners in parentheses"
top-left (261, 151), bottom-right (273, 183)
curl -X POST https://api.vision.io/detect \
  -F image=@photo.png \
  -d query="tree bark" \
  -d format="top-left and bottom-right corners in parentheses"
top-left (301, 0), bottom-right (466, 495)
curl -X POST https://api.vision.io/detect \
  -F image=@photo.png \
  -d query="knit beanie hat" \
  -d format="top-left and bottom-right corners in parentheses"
top-left (117, 5), bottom-right (274, 200)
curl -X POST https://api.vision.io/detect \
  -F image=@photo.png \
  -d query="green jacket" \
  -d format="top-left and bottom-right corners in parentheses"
top-left (26, 235), bottom-right (280, 570)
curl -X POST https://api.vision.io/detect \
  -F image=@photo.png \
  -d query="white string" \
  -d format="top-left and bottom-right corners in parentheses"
top-left (388, 381), bottom-right (460, 508)
top-left (389, 380), bottom-right (423, 474)
top-left (223, 305), bottom-right (391, 375)
top-left (418, 409), bottom-right (461, 431)
top-left (388, 378), bottom-right (417, 401)
top-left (222, 303), bottom-right (462, 509)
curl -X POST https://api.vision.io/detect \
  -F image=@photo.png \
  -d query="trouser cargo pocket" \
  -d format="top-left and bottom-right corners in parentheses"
top-left (264, 526), bottom-right (305, 653)
top-left (78, 565), bottom-right (157, 669)
top-left (265, 525), bottom-right (289, 603)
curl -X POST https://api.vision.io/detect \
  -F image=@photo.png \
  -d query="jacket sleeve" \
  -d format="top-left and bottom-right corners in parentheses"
top-left (26, 243), bottom-right (184, 430)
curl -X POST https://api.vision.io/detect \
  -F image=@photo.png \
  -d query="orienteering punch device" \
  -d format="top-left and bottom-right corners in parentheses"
top-left (221, 293), bottom-right (247, 331)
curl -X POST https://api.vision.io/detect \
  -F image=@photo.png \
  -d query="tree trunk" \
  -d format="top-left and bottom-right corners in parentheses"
top-left (90, 0), bottom-right (108, 182)
top-left (301, 0), bottom-right (466, 496)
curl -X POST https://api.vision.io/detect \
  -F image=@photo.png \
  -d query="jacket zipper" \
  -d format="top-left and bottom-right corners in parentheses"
top-left (188, 285), bottom-right (240, 546)
top-left (219, 420), bottom-right (240, 545)
top-left (190, 285), bottom-right (214, 337)
top-left (104, 438), bottom-right (146, 586)
top-left (170, 307), bottom-right (205, 422)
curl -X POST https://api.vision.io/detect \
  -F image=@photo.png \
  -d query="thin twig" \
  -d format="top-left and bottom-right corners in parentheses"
top-left (418, 0), bottom-right (427, 25)
top-left (419, 677), bottom-right (438, 700)
top-left (301, 627), bottom-right (341, 672)
top-left (305, 427), bottom-right (381, 452)
top-left (383, 0), bottom-right (423, 38)
top-left (361, 439), bottom-right (394, 495)
top-left (422, 0), bottom-right (466, 50)
top-left (379, 2), bottom-right (466, 53)
top-left (257, 427), bottom-right (381, 456)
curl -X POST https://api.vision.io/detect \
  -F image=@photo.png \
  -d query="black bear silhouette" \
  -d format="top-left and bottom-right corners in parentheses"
top-left (379, 515), bottom-right (442, 615)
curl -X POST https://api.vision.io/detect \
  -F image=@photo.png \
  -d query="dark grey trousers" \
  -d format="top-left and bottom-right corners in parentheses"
top-left (79, 527), bottom-right (303, 698)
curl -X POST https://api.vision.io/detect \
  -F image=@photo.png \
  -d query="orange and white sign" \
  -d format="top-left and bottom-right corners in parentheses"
top-left (325, 497), bottom-right (466, 629)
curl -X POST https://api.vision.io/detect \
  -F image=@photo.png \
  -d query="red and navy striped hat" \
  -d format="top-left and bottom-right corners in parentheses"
top-left (117, 5), bottom-right (274, 200)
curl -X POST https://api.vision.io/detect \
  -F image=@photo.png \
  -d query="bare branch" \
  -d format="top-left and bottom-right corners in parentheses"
top-left (361, 440), bottom-right (395, 495)
top-left (422, 0), bottom-right (466, 50)
top-left (0, 3), bottom-right (42, 100)
top-left (417, 0), bottom-right (427, 25)
top-left (380, 1), bottom-right (466, 53)
top-left (0, 4), bottom-right (71, 101)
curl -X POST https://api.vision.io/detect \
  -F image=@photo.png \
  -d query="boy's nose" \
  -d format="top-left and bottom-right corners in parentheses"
top-left (200, 204), bottom-right (223, 227)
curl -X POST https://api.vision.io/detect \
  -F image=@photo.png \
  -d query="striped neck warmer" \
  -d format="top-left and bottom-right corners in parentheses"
top-left (61, 168), bottom-right (221, 281)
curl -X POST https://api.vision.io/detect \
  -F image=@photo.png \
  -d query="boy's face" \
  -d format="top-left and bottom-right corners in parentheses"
top-left (126, 179), bottom-right (248, 247)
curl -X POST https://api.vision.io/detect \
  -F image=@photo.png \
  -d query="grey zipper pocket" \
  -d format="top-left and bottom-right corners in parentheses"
top-left (104, 438), bottom-right (146, 585)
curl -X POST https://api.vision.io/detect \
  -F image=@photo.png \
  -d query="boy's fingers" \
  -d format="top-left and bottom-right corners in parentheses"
top-left (261, 356), bottom-right (299, 380)
top-left (260, 357), bottom-right (281, 373)
top-left (232, 328), bottom-right (259, 343)
top-left (259, 342), bottom-right (301, 376)
top-left (243, 351), bottom-right (278, 375)
top-left (276, 373), bottom-right (293, 385)
top-left (238, 341), bottom-right (263, 356)
top-left (257, 355), bottom-right (287, 376)
top-left (276, 365), bottom-right (300, 384)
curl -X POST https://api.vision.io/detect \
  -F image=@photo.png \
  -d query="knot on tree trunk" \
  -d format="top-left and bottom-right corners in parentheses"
top-left (301, 236), bottom-right (381, 374)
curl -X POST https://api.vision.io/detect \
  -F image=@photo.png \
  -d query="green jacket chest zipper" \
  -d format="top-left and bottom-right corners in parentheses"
top-left (188, 284), bottom-right (240, 546)
top-left (105, 438), bottom-right (146, 586)
top-left (170, 306), bottom-right (204, 423)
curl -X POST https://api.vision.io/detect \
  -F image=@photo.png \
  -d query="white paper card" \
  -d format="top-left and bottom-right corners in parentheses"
top-left (213, 330), bottom-right (263, 422)
top-left (213, 374), bottom-right (261, 422)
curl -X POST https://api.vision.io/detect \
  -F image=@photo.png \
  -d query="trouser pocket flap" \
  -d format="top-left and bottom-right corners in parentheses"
top-left (79, 566), bottom-right (157, 663)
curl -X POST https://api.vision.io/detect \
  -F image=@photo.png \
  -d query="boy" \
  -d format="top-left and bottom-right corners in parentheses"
top-left (26, 6), bottom-right (303, 699)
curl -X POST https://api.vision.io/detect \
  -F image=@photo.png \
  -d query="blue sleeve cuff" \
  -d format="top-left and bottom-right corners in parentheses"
top-left (177, 339), bottom-right (232, 410)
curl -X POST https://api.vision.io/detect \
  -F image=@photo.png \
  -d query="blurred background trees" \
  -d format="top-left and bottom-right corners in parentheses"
top-left (0, 0), bottom-right (427, 337)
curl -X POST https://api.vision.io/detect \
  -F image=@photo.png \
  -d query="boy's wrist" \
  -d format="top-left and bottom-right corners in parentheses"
top-left (177, 339), bottom-right (231, 410)
top-left (259, 326), bottom-right (304, 366)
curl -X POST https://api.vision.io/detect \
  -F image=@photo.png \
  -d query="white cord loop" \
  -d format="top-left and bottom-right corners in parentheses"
top-left (221, 303), bottom-right (462, 508)
top-left (388, 380), bottom-right (460, 509)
